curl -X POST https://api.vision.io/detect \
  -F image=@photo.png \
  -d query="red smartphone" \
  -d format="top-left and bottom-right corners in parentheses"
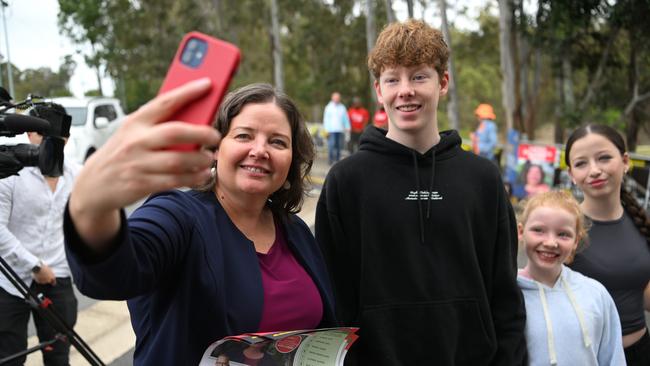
top-left (159, 31), bottom-right (241, 151)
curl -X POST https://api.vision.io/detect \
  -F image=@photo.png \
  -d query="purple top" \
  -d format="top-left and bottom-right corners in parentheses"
top-left (256, 222), bottom-right (323, 332)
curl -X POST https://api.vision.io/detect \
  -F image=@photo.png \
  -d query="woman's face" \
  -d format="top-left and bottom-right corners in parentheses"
top-left (568, 133), bottom-right (629, 201)
top-left (526, 166), bottom-right (543, 185)
top-left (216, 102), bottom-right (293, 200)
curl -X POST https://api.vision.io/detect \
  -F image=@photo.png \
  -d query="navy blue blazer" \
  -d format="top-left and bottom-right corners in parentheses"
top-left (64, 189), bottom-right (336, 366)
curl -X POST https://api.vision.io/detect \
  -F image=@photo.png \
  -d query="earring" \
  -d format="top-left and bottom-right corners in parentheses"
top-left (283, 181), bottom-right (291, 190)
top-left (210, 167), bottom-right (216, 178)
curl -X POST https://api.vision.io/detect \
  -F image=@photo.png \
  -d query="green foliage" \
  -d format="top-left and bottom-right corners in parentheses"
top-left (52, 0), bottom-right (650, 148)
top-left (84, 89), bottom-right (103, 97)
top-left (7, 54), bottom-right (75, 101)
top-left (280, 0), bottom-right (372, 119)
top-left (451, 9), bottom-right (502, 134)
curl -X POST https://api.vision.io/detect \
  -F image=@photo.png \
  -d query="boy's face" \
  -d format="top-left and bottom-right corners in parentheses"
top-left (374, 64), bottom-right (448, 136)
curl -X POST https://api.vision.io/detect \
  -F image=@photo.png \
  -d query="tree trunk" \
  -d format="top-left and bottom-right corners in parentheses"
top-left (561, 55), bottom-right (575, 111)
top-left (554, 75), bottom-right (565, 144)
top-left (406, 0), bottom-right (414, 18)
top-left (553, 51), bottom-right (574, 144)
top-left (385, 0), bottom-right (397, 22)
top-left (577, 27), bottom-right (619, 113)
top-left (210, 0), bottom-right (223, 34)
top-left (366, 0), bottom-right (378, 108)
top-left (95, 66), bottom-right (103, 96)
top-left (627, 108), bottom-right (641, 152)
top-left (91, 43), bottom-right (104, 96)
top-left (269, 0), bottom-right (284, 91)
top-left (524, 49), bottom-right (542, 140)
top-left (518, 34), bottom-right (529, 135)
top-left (498, 0), bottom-right (516, 133)
top-left (625, 37), bottom-right (645, 152)
top-left (439, 0), bottom-right (459, 130)
top-left (119, 74), bottom-right (128, 112)
top-left (512, 0), bottom-right (525, 134)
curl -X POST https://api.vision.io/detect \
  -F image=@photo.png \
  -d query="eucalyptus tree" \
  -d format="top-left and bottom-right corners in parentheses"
top-left (439, 0), bottom-right (460, 131)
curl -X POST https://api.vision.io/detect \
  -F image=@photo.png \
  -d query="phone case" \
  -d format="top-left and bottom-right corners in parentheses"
top-left (159, 31), bottom-right (241, 151)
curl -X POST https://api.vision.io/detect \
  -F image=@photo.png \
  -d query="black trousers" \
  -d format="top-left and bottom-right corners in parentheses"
top-left (348, 132), bottom-right (362, 154)
top-left (625, 329), bottom-right (650, 366)
top-left (0, 277), bottom-right (78, 366)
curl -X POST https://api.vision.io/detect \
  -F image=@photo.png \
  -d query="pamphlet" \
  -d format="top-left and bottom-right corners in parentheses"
top-left (198, 327), bottom-right (359, 366)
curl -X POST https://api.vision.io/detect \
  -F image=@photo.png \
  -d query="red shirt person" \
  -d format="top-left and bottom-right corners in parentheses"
top-left (373, 104), bottom-right (388, 130)
top-left (347, 97), bottom-right (370, 154)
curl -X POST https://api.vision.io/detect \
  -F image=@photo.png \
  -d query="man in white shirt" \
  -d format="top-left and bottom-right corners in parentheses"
top-left (323, 92), bottom-right (350, 165)
top-left (0, 103), bottom-right (80, 366)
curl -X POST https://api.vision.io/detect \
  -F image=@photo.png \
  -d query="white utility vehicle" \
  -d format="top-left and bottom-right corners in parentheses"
top-left (52, 97), bottom-right (125, 164)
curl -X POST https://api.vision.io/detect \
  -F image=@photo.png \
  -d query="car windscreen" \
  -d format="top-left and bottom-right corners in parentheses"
top-left (66, 107), bottom-right (87, 126)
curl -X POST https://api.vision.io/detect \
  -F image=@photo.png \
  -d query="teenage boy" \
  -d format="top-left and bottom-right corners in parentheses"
top-left (315, 20), bottom-right (527, 365)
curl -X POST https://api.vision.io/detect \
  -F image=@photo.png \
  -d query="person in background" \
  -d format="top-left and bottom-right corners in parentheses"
top-left (372, 103), bottom-right (388, 130)
top-left (471, 103), bottom-right (498, 162)
top-left (517, 190), bottom-right (625, 366)
top-left (347, 96), bottom-right (369, 154)
top-left (0, 103), bottom-right (80, 366)
top-left (64, 82), bottom-right (335, 365)
top-left (322, 92), bottom-right (350, 165)
top-left (566, 124), bottom-right (650, 366)
top-left (316, 19), bottom-right (527, 365)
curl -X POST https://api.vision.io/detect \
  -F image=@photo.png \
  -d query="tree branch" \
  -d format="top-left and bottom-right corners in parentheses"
top-left (578, 26), bottom-right (620, 112)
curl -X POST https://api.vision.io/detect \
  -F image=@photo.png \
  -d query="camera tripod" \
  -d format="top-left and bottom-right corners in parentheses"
top-left (0, 254), bottom-right (104, 365)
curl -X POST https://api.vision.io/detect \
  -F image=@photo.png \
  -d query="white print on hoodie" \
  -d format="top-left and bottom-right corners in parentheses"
top-left (517, 265), bottom-right (626, 366)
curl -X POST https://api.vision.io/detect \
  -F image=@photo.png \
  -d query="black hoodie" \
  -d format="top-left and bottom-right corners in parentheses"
top-left (316, 126), bottom-right (527, 365)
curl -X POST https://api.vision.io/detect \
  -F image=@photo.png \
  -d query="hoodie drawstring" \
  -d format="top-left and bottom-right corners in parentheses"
top-left (561, 277), bottom-right (592, 348)
top-left (537, 283), bottom-right (558, 366)
top-left (411, 152), bottom-right (425, 244)
top-left (537, 277), bottom-right (593, 366)
top-left (427, 149), bottom-right (436, 219)
top-left (411, 149), bottom-right (437, 244)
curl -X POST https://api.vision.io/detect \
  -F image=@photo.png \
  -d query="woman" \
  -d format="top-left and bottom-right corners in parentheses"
top-left (64, 81), bottom-right (335, 365)
top-left (565, 124), bottom-right (650, 366)
top-left (513, 162), bottom-right (551, 200)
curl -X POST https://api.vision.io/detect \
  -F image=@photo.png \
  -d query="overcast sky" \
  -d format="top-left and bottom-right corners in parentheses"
top-left (1, 0), bottom-right (112, 98)
top-left (0, 0), bottom-right (493, 100)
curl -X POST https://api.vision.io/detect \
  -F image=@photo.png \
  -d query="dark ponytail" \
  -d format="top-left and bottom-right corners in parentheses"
top-left (621, 180), bottom-right (650, 246)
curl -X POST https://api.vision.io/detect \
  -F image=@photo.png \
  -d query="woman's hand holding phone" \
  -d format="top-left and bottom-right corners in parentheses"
top-left (68, 78), bottom-right (222, 248)
top-left (158, 32), bottom-right (240, 151)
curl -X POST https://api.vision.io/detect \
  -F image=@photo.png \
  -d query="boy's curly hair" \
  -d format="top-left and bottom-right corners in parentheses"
top-left (367, 19), bottom-right (449, 80)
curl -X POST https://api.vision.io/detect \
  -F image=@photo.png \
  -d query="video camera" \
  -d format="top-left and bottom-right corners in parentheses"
top-left (0, 87), bottom-right (71, 179)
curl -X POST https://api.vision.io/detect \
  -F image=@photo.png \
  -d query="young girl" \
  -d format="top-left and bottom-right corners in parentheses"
top-left (517, 191), bottom-right (626, 365)
top-left (565, 124), bottom-right (650, 365)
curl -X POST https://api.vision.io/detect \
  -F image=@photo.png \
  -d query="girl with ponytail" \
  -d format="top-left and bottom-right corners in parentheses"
top-left (565, 124), bottom-right (650, 365)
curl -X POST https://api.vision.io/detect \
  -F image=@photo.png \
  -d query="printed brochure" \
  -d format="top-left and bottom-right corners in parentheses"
top-left (198, 327), bottom-right (359, 366)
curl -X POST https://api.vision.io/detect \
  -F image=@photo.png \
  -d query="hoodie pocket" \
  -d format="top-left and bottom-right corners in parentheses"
top-left (356, 299), bottom-right (495, 365)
